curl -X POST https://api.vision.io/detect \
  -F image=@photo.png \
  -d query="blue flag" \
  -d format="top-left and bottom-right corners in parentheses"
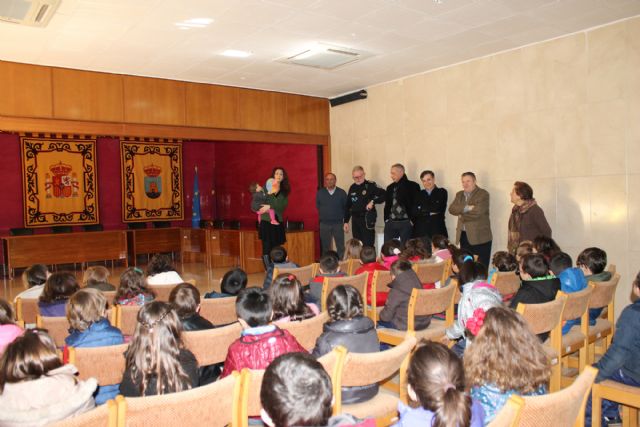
top-left (192, 166), bottom-right (201, 229)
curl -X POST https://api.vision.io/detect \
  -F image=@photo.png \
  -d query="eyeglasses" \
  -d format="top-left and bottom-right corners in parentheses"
top-left (352, 174), bottom-right (364, 180)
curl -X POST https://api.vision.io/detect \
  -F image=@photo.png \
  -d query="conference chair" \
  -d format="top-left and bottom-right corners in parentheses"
top-left (147, 284), bottom-right (177, 302)
top-left (49, 399), bottom-right (117, 427)
top-left (277, 311), bottom-right (330, 351)
top-left (338, 259), bottom-right (357, 276)
top-left (199, 296), bottom-right (238, 326)
top-left (368, 270), bottom-right (394, 324)
top-left (115, 371), bottom-right (242, 427)
top-left (15, 297), bottom-right (39, 325)
top-left (182, 322), bottom-right (243, 366)
top-left (557, 285), bottom-right (593, 385)
top-left (516, 295), bottom-right (567, 393)
top-left (518, 366), bottom-right (597, 427)
top-left (67, 343), bottom-right (128, 393)
top-left (592, 380), bottom-right (640, 427)
top-left (487, 395), bottom-right (524, 427)
top-left (114, 305), bottom-right (141, 336)
top-left (321, 272), bottom-right (368, 313)
top-left (272, 263), bottom-right (317, 286)
top-left (36, 315), bottom-right (70, 347)
top-left (587, 274), bottom-right (620, 364)
top-left (490, 271), bottom-right (521, 302)
top-left (412, 260), bottom-right (449, 287)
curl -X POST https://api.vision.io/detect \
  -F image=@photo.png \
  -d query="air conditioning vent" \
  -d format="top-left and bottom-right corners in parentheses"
top-left (279, 44), bottom-right (372, 70)
top-left (0, 0), bottom-right (60, 27)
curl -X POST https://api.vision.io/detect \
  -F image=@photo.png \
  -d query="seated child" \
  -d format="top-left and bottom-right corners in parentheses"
top-left (585, 270), bottom-right (640, 427)
top-left (307, 252), bottom-right (346, 305)
top-left (250, 181), bottom-right (278, 225)
top-left (261, 352), bottom-right (373, 427)
top-left (394, 340), bottom-right (484, 427)
top-left (65, 288), bottom-right (124, 404)
top-left (431, 235), bottom-right (453, 262)
top-left (0, 299), bottom-right (23, 354)
top-left (465, 306), bottom-right (549, 425)
top-left (487, 251), bottom-right (517, 284)
top-left (354, 246), bottom-right (389, 306)
top-left (114, 267), bottom-right (155, 306)
top-left (445, 259), bottom-right (501, 356)
top-left (577, 247), bottom-right (612, 322)
top-left (510, 253), bottom-right (560, 309)
top-left (220, 288), bottom-right (306, 378)
top-left (312, 285), bottom-right (379, 404)
top-left (206, 268), bottom-right (248, 299)
top-left (263, 246), bottom-right (299, 289)
top-left (380, 240), bottom-right (402, 269)
top-left (38, 272), bottom-right (80, 317)
top-left (14, 264), bottom-right (49, 301)
top-left (515, 240), bottom-right (534, 263)
top-left (146, 254), bottom-right (183, 285)
top-left (532, 236), bottom-right (561, 263)
top-left (400, 238), bottom-right (432, 263)
top-left (82, 266), bottom-right (116, 292)
top-left (343, 238), bottom-right (363, 261)
top-left (271, 274), bottom-right (318, 324)
top-left (378, 260), bottom-right (430, 331)
top-left (0, 329), bottom-right (97, 425)
top-left (120, 302), bottom-right (199, 396)
top-left (550, 252), bottom-right (587, 334)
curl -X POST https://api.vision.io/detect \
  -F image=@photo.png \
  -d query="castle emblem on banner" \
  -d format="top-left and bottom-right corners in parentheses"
top-left (45, 161), bottom-right (79, 199)
top-left (143, 164), bottom-right (162, 199)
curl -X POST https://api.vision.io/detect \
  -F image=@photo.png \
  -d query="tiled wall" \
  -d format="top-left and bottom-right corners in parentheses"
top-left (330, 16), bottom-right (640, 318)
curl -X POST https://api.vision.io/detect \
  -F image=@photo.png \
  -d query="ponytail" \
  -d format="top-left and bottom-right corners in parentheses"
top-left (434, 387), bottom-right (472, 427)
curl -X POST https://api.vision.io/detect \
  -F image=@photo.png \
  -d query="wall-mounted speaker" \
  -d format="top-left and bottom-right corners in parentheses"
top-left (330, 89), bottom-right (367, 107)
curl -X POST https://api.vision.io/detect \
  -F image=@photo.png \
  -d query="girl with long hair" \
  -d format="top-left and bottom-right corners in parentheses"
top-left (114, 267), bottom-right (154, 306)
top-left (38, 271), bottom-right (80, 317)
top-left (270, 274), bottom-right (318, 323)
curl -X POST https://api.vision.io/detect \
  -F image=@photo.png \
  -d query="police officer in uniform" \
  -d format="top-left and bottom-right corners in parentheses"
top-left (343, 166), bottom-right (385, 247)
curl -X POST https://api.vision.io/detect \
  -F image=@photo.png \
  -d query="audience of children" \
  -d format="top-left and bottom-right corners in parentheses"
top-left (532, 236), bottom-right (561, 263)
top-left (312, 285), bottom-right (380, 404)
top-left (380, 240), bottom-right (403, 269)
top-left (14, 263), bottom-right (49, 301)
top-left (220, 288), bottom-right (306, 378)
top-left (38, 271), bottom-right (80, 317)
top-left (205, 268), bottom-right (247, 299)
top-left (82, 266), bottom-right (116, 292)
top-left (64, 288), bottom-right (124, 404)
top-left (263, 246), bottom-right (299, 289)
top-left (400, 238), bottom-right (432, 262)
top-left (343, 238), bottom-right (364, 261)
top-left (169, 283), bottom-right (214, 331)
top-left (431, 234), bottom-right (453, 262)
top-left (114, 267), bottom-right (155, 306)
top-left (465, 306), bottom-right (549, 425)
top-left (307, 252), bottom-right (346, 305)
top-left (120, 301), bottom-right (199, 396)
top-left (577, 247), bottom-right (612, 323)
top-left (249, 181), bottom-right (278, 225)
top-left (378, 260), bottom-right (430, 331)
top-left (270, 274), bottom-right (319, 324)
top-left (394, 340), bottom-right (484, 427)
top-left (0, 299), bottom-right (22, 354)
top-left (145, 254), bottom-right (183, 285)
top-left (0, 329), bottom-right (97, 425)
top-left (354, 245), bottom-right (389, 306)
top-left (487, 251), bottom-right (518, 284)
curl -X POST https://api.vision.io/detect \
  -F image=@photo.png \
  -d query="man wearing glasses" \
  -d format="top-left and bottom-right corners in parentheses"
top-left (343, 166), bottom-right (385, 247)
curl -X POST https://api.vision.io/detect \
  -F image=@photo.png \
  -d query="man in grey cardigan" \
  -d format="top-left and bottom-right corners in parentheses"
top-left (316, 173), bottom-right (347, 258)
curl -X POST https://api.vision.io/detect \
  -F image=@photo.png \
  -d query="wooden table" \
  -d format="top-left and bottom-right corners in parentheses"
top-left (2, 231), bottom-right (128, 277)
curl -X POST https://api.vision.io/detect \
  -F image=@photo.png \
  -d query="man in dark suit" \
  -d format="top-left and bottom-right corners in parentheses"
top-left (383, 163), bottom-right (420, 244)
top-left (411, 170), bottom-right (448, 239)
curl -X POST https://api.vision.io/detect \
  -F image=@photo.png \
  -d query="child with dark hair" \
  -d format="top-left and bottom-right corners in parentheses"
top-left (549, 252), bottom-right (587, 334)
top-left (206, 268), bottom-right (248, 299)
top-left (510, 253), bottom-right (560, 309)
top-left (271, 274), bottom-right (318, 324)
top-left (532, 236), bottom-right (561, 262)
top-left (249, 181), bottom-right (278, 225)
top-left (380, 240), bottom-right (402, 269)
top-left (220, 288), bottom-right (306, 378)
top-left (400, 238), bottom-right (432, 262)
top-left (515, 240), bottom-right (534, 263)
top-left (146, 254), bottom-right (183, 285)
top-left (431, 235), bottom-right (454, 262)
top-left (0, 299), bottom-right (22, 354)
top-left (0, 329), bottom-right (97, 425)
top-left (261, 353), bottom-right (372, 427)
top-left (394, 341), bottom-right (484, 427)
top-left (263, 246), bottom-right (299, 289)
top-left (487, 251), bottom-right (517, 283)
top-left (354, 246), bottom-right (389, 306)
top-left (307, 252), bottom-right (346, 305)
top-left (312, 285), bottom-right (379, 403)
top-left (65, 288), bottom-right (123, 404)
top-left (82, 266), bottom-right (115, 291)
top-left (169, 283), bottom-right (214, 331)
top-left (38, 272), bottom-right (80, 317)
top-left (585, 270), bottom-right (640, 427)
top-left (378, 260), bottom-right (430, 331)
top-left (15, 264), bottom-right (49, 300)
top-left (114, 267), bottom-right (155, 306)
top-left (577, 247), bottom-right (612, 324)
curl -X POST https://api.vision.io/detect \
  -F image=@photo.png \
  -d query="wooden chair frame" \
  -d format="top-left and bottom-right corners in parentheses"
top-left (557, 285), bottom-right (594, 386)
top-left (272, 263), bottom-right (318, 286)
top-left (587, 274), bottom-right (620, 364)
top-left (368, 270), bottom-right (393, 324)
top-left (321, 272), bottom-right (369, 314)
top-left (592, 380), bottom-right (640, 427)
top-left (49, 398), bottom-right (118, 427)
top-left (15, 297), bottom-right (39, 325)
top-left (412, 259), bottom-right (449, 286)
top-left (490, 271), bottom-right (521, 299)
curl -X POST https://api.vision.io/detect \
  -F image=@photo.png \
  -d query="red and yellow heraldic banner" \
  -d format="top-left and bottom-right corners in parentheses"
top-left (120, 141), bottom-right (184, 223)
top-left (21, 136), bottom-right (99, 227)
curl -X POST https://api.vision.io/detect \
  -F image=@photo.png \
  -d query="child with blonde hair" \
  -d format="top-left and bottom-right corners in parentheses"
top-left (343, 238), bottom-right (363, 261)
top-left (82, 266), bottom-right (115, 291)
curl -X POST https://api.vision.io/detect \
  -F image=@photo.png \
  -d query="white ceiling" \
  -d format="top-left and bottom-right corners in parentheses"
top-left (1, 0), bottom-right (639, 98)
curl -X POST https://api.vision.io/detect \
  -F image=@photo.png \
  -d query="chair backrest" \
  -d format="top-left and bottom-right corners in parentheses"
top-left (371, 270), bottom-right (393, 295)
top-left (487, 395), bottom-right (524, 427)
top-left (518, 366), bottom-right (597, 427)
top-left (338, 259), bottom-right (355, 276)
top-left (321, 272), bottom-right (368, 312)
top-left (516, 295), bottom-right (567, 336)
top-left (606, 264), bottom-right (616, 274)
top-left (199, 297), bottom-right (238, 326)
top-left (277, 311), bottom-right (330, 351)
top-left (68, 343), bottom-right (129, 385)
top-left (49, 399), bottom-right (117, 427)
top-left (588, 273), bottom-right (620, 310)
top-left (559, 285), bottom-right (593, 323)
top-left (408, 284), bottom-right (457, 331)
top-left (182, 322), bottom-right (243, 366)
top-left (147, 285), bottom-right (177, 302)
top-left (240, 368), bottom-right (265, 422)
top-left (412, 260), bottom-right (448, 285)
top-left (36, 315), bottom-right (70, 348)
top-left (272, 264), bottom-right (316, 286)
top-left (15, 297), bottom-right (39, 324)
top-left (491, 271), bottom-right (521, 297)
top-left (103, 291), bottom-right (117, 302)
top-left (116, 370), bottom-right (242, 427)
top-left (115, 305), bottom-right (141, 336)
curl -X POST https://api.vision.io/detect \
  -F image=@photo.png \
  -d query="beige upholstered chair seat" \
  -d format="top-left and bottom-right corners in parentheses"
top-left (543, 346), bottom-right (559, 366)
top-left (561, 327), bottom-right (586, 354)
top-left (342, 391), bottom-right (398, 419)
top-left (589, 318), bottom-right (612, 341)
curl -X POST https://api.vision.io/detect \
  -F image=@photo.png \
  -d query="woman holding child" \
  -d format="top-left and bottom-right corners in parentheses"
top-left (257, 167), bottom-right (290, 269)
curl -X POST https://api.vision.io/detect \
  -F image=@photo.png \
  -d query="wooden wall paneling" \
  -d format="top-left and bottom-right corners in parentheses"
top-left (286, 94), bottom-right (329, 136)
top-left (238, 89), bottom-right (288, 132)
top-left (185, 83), bottom-right (240, 129)
top-left (123, 76), bottom-right (186, 126)
top-left (52, 68), bottom-right (124, 122)
top-left (0, 61), bottom-right (53, 118)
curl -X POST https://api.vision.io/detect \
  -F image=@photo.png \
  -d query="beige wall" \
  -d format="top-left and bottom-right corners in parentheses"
top-left (331, 16), bottom-right (640, 318)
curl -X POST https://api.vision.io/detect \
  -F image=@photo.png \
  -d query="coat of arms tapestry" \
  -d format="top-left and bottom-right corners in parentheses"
top-left (21, 136), bottom-right (99, 227)
top-left (120, 141), bottom-right (184, 222)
